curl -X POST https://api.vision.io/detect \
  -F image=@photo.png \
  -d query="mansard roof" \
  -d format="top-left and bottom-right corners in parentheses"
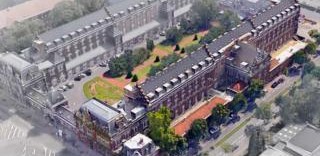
top-left (39, 9), bottom-right (108, 43)
top-left (140, 48), bottom-right (209, 94)
top-left (139, 0), bottom-right (298, 98)
top-left (250, 0), bottom-right (297, 27)
top-left (106, 0), bottom-right (149, 15)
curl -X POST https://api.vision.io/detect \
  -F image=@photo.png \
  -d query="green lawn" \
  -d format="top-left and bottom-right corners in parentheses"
top-left (83, 77), bottom-right (124, 104)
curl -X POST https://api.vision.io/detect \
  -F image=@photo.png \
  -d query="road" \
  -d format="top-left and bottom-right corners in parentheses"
top-left (0, 88), bottom-right (100, 156)
top-left (199, 56), bottom-right (320, 156)
top-left (199, 73), bottom-right (301, 156)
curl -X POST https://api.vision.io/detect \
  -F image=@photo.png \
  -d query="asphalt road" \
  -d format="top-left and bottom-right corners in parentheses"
top-left (0, 88), bottom-right (100, 156)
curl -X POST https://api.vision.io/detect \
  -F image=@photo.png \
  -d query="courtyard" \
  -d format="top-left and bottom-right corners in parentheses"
top-left (83, 77), bottom-right (124, 105)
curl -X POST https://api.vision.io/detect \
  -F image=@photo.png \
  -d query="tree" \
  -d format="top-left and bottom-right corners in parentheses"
top-left (246, 79), bottom-right (264, 98)
top-left (219, 10), bottom-right (241, 31)
top-left (193, 34), bottom-right (198, 41)
top-left (154, 56), bottom-right (160, 62)
top-left (174, 44), bottom-right (180, 51)
top-left (210, 103), bottom-right (230, 125)
top-left (302, 61), bottom-right (316, 76)
top-left (76, 0), bottom-right (104, 14)
top-left (187, 119), bottom-right (208, 142)
top-left (49, 1), bottom-right (84, 27)
top-left (147, 107), bottom-right (187, 154)
top-left (200, 26), bottom-right (225, 44)
top-left (304, 42), bottom-right (317, 55)
top-left (190, 0), bottom-right (219, 30)
top-left (146, 39), bottom-right (155, 51)
top-left (278, 75), bottom-right (320, 126)
top-left (0, 19), bottom-right (45, 52)
top-left (229, 93), bottom-right (247, 113)
top-left (165, 27), bottom-right (183, 45)
top-left (293, 50), bottom-right (308, 64)
top-left (180, 48), bottom-right (185, 54)
top-left (180, 18), bottom-right (194, 34)
top-left (247, 128), bottom-right (266, 156)
top-left (125, 71), bottom-right (133, 79)
top-left (311, 67), bottom-right (320, 80)
top-left (255, 104), bottom-right (272, 121)
top-left (131, 74), bottom-right (138, 82)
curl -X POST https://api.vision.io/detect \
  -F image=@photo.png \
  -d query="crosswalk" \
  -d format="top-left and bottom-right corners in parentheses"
top-left (0, 122), bottom-right (57, 156)
top-left (0, 122), bottom-right (27, 140)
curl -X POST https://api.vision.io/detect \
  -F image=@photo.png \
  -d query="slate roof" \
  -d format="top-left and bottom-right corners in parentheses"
top-left (250, 0), bottom-right (296, 27)
top-left (140, 48), bottom-right (209, 94)
top-left (106, 0), bottom-right (148, 15)
top-left (39, 9), bottom-right (108, 43)
top-left (139, 0), bottom-right (297, 96)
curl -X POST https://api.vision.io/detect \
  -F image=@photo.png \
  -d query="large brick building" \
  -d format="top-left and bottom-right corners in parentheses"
top-left (75, 0), bottom-right (302, 154)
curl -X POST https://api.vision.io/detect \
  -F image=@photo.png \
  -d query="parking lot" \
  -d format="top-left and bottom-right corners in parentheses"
top-left (58, 66), bottom-right (108, 112)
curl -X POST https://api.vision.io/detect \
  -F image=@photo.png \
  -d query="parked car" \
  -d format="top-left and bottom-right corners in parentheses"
top-left (66, 82), bottom-right (74, 89)
top-left (159, 31), bottom-right (166, 36)
top-left (74, 76), bottom-right (82, 81)
top-left (230, 113), bottom-right (240, 123)
top-left (84, 69), bottom-right (92, 76)
top-left (99, 63), bottom-right (107, 67)
top-left (278, 78), bottom-right (285, 83)
top-left (80, 73), bottom-right (86, 78)
top-left (59, 85), bottom-right (68, 91)
top-left (271, 81), bottom-right (279, 88)
top-left (209, 126), bottom-right (221, 139)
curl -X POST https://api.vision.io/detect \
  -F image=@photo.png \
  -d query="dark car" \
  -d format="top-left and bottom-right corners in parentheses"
top-left (209, 126), bottom-right (221, 139)
top-left (271, 81), bottom-right (279, 88)
top-left (74, 76), bottom-right (82, 81)
top-left (99, 63), bottom-right (107, 67)
top-left (230, 113), bottom-right (240, 123)
top-left (84, 69), bottom-right (92, 76)
top-left (244, 102), bottom-right (257, 113)
top-left (278, 78), bottom-right (285, 83)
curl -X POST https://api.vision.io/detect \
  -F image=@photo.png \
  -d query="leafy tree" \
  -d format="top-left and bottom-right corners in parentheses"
top-left (154, 56), bottom-right (160, 62)
top-left (210, 103), bottom-right (230, 125)
top-left (304, 42), bottom-right (317, 55)
top-left (293, 50), bottom-right (308, 64)
top-left (255, 104), bottom-right (272, 121)
top-left (278, 75), bottom-right (320, 126)
top-left (302, 61), bottom-right (316, 76)
top-left (247, 128), bottom-right (266, 156)
top-left (185, 43), bottom-right (202, 54)
top-left (76, 0), bottom-right (104, 14)
top-left (131, 74), bottom-right (138, 82)
top-left (193, 34), bottom-right (198, 41)
top-left (180, 18), bottom-right (194, 34)
top-left (0, 19), bottom-right (45, 52)
top-left (246, 79), bottom-right (264, 98)
top-left (146, 39), bottom-right (155, 51)
top-left (165, 27), bottom-right (183, 45)
top-left (190, 0), bottom-right (219, 30)
top-left (219, 10), bottom-right (240, 31)
top-left (148, 107), bottom-right (187, 154)
top-left (125, 71), bottom-right (133, 79)
top-left (148, 53), bottom-right (181, 76)
top-left (180, 48), bottom-right (185, 54)
top-left (229, 93), bottom-right (247, 113)
top-left (311, 67), bottom-right (320, 80)
top-left (200, 26), bottom-right (225, 44)
top-left (49, 0), bottom-right (85, 27)
top-left (187, 119), bottom-right (208, 142)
